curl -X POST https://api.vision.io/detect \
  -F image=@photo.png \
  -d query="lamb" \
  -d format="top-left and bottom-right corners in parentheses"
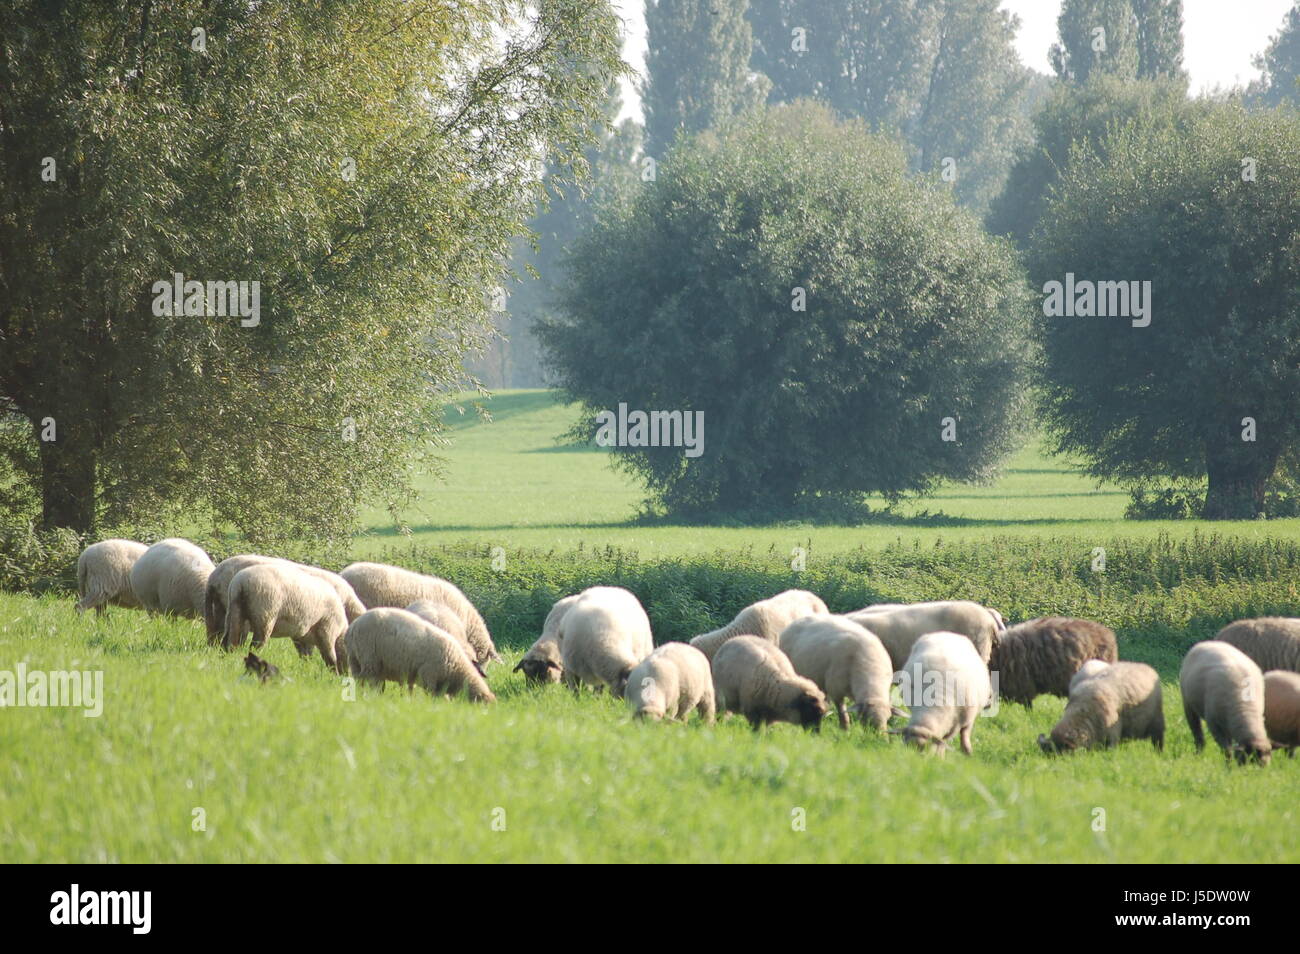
top-left (847, 600), bottom-right (1002, 669)
top-left (404, 599), bottom-right (483, 675)
top-left (1037, 661), bottom-right (1164, 753)
top-left (514, 593), bottom-right (581, 684)
top-left (1179, 641), bottom-right (1271, 765)
top-left (204, 554), bottom-right (365, 645)
top-left (711, 635), bottom-right (829, 732)
top-left (689, 590), bottom-right (828, 661)
top-left (224, 563), bottom-right (348, 672)
top-left (624, 642), bottom-right (715, 723)
top-left (777, 615), bottom-right (893, 730)
top-left (75, 539), bottom-right (147, 614)
top-left (1263, 670), bottom-right (1300, 756)
top-left (988, 617), bottom-right (1118, 707)
top-left (556, 586), bottom-right (654, 696)
top-left (892, 631), bottom-right (992, 755)
top-left (339, 562), bottom-right (500, 667)
top-left (127, 538), bottom-right (215, 618)
top-left (344, 607), bottom-right (495, 703)
top-left (1214, 618), bottom-right (1300, 674)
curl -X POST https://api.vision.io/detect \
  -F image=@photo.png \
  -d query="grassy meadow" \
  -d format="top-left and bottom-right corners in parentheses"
top-left (3, 388), bottom-right (1300, 863)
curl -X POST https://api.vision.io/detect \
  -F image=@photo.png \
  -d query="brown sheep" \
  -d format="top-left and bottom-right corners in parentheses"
top-left (1263, 670), bottom-right (1300, 756)
top-left (1215, 618), bottom-right (1300, 674)
top-left (988, 617), bottom-right (1118, 707)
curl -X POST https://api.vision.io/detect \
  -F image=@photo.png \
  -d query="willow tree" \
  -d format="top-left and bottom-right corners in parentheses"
top-left (0, 0), bottom-right (624, 538)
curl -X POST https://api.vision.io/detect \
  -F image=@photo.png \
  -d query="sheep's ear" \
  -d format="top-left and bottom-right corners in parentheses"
top-left (512, 660), bottom-right (525, 673)
top-left (545, 660), bottom-right (562, 671)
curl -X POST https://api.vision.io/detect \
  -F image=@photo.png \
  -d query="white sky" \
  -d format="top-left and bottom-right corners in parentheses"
top-left (611, 0), bottom-right (1298, 121)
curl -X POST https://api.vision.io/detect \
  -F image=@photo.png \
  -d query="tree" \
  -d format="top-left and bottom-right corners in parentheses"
top-left (1028, 105), bottom-right (1300, 519)
top-left (0, 0), bottom-right (625, 537)
top-left (747, 0), bottom-right (1030, 211)
top-left (1131, 0), bottom-right (1185, 80)
top-left (1249, 2), bottom-right (1300, 108)
top-left (539, 103), bottom-right (1034, 519)
top-left (642, 0), bottom-right (768, 155)
top-left (987, 74), bottom-right (1194, 245)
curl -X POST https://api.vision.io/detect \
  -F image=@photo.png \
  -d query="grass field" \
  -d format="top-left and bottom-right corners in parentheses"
top-left (4, 388), bottom-right (1300, 863)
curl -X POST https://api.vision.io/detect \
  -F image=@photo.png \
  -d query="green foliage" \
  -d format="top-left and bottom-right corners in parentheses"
top-left (539, 103), bottom-right (1034, 519)
top-left (1050, 0), bottom-right (1184, 85)
top-left (1249, 2), bottom-right (1300, 108)
top-left (747, 0), bottom-right (1031, 211)
top-left (1029, 104), bottom-right (1300, 519)
top-left (0, 0), bottom-right (626, 540)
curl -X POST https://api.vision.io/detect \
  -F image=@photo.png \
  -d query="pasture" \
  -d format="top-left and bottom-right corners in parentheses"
top-left (3, 389), bottom-right (1299, 863)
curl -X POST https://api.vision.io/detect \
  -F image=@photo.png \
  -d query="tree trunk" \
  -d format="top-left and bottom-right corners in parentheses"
top-left (38, 422), bottom-right (97, 533)
top-left (1202, 438), bottom-right (1278, 521)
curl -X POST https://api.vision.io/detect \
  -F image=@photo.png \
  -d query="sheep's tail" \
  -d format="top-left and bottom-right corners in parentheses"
top-left (224, 587), bottom-right (247, 651)
top-left (74, 559), bottom-right (92, 612)
top-left (989, 608), bottom-right (1007, 632)
top-left (203, 583), bottom-right (222, 644)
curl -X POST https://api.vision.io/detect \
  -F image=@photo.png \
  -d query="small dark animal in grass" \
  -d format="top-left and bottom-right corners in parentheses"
top-left (244, 652), bottom-right (279, 683)
top-left (988, 617), bottom-right (1117, 708)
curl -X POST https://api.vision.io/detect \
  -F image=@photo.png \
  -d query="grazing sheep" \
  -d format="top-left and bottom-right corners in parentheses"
top-left (557, 586), bottom-right (654, 696)
top-left (689, 590), bottom-right (828, 661)
top-left (128, 538), bottom-right (215, 618)
top-left (204, 555), bottom-right (364, 645)
top-left (344, 607), bottom-right (495, 703)
top-left (405, 599), bottom-right (483, 676)
top-left (224, 563), bottom-right (348, 672)
top-left (514, 593), bottom-right (581, 684)
top-left (1037, 661), bottom-right (1164, 753)
top-left (711, 635), bottom-right (829, 732)
top-left (340, 562), bottom-right (500, 667)
top-left (1263, 670), bottom-right (1300, 756)
top-left (1215, 618), bottom-right (1300, 674)
top-left (847, 600), bottom-right (1002, 669)
top-left (988, 617), bottom-right (1118, 707)
top-left (625, 642), bottom-right (715, 723)
top-left (892, 631), bottom-right (992, 755)
top-left (75, 539), bottom-right (147, 614)
top-left (778, 615), bottom-right (894, 730)
top-left (1180, 641), bottom-right (1271, 765)
top-left (244, 652), bottom-right (280, 683)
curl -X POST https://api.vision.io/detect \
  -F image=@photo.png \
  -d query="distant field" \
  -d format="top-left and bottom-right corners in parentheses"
top-left (354, 389), bottom-right (1300, 557)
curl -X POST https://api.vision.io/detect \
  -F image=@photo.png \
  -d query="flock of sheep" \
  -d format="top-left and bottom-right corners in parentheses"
top-left (74, 537), bottom-right (1300, 763)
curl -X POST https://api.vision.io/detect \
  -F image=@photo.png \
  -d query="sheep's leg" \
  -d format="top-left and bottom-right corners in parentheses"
top-left (1184, 706), bottom-right (1205, 752)
top-left (252, 615), bottom-right (274, 650)
top-left (698, 696), bottom-right (716, 726)
top-left (746, 714), bottom-right (764, 732)
top-left (311, 624), bottom-right (337, 671)
top-left (959, 723), bottom-right (974, 756)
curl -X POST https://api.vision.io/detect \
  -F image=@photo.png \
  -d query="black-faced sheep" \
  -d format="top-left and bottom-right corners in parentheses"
top-left (1037, 661), bottom-right (1163, 753)
top-left (224, 563), bottom-right (348, 672)
top-left (204, 554), bottom-right (365, 645)
top-left (625, 642), bottom-right (715, 723)
top-left (1263, 670), bottom-right (1300, 756)
top-left (75, 539), bottom-right (147, 614)
top-left (340, 562), bottom-right (500, 667)
top-left (711, 635), bottom-right (829, 732)
top-left (892, 631), bottom-right (992, 755)
top-left (514, 593), bottom-right (581, 684)
top-left (244, 652), bottom-right (280, 683)
top-left (778, 615), bottom-right (893, 730)
top-left (989, 617), bottom-right (1119, 707)
top-left (128, 538), bottom-right (215, 618)
top-left (556, 586), bottom-right (654, 696)
top-left (689, 589), bottom-right (828, 661)
top-left (1179, 641), bottom-right (1271, 765)
top-left (1215, 618), bottom-right (1300, 674)
top-left (344, 607), bottom-right (495, 703)
top-left (847, 600), bottom-right (1002, 669)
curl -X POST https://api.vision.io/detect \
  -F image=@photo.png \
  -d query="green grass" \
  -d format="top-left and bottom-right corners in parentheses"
top-left (2, 591), bottom-right (1296, 863)
top-left (354, 389), bottom-right (1300, 556)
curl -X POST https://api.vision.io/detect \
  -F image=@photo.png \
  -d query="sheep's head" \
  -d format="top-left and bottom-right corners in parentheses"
top-left (898, 724), bottom-right (941, 752)
top-left (513, 655), bottom-right (562, 685)
top-left (244, 652), bottom-right (278, 683)
top-left (852, 701), bottom-right (892, 731)
top-left (1233, 739), bottom-right (1272, 766)
top-left (781, 681), bottom-right (827, 731)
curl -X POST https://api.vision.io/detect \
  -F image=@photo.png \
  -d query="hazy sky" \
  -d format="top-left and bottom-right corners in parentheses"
top-left (611, 0), bottom-right (1297, 121)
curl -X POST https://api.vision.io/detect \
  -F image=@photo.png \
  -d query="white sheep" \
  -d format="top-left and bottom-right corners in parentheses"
top-left (128, 538), bottom-right (215, 618)
top-left (778, 615), bottom-right (894, 730)
top-left (711, 635), bottom-right (829, 731)
top-left (892, 631), bottom-right (992, 755)
top-left (75, 539), bottom-right (147, 614)
top-left (344, 607), bottom-right (496, 703)
top-left (204, 554), bottom-right (364, 645)
top-left (1215, 618), bottom-right (1300, 673)
top-left (405, 599), bottom-right (482, 675)
top-left (557, 586), bottom-right (654, 696)
top-left (625, 642), bottom-right (715, 723)
top-left (1180, 641), bottom-right (1271, 765)
top-left (513, 593), bottom-right (581, 684)
top-left (1038, 661), bottom-right (1164, 753)
top-left (689, 589), bottom-right (828, 661)
top-left (848, 600), bottom-right (1002, 669)
top-left (340, 562), bottom-right (499, 667)
top-left (224, 563), bottom-right (348, 672)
